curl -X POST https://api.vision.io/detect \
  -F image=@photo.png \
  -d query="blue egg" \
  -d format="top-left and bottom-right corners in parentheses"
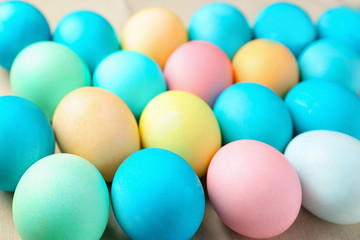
top-left (189, 2), bottom-right (251, 59)
top-left (254, 2), bottom-right (316, 57)
top-left (0, 96), bottom-right (55, 192)
top-left (53, 10), bottom-right (120, 72)
top-left (285, 130), bottom-right (360, 224)
top-left (0, 1), bottom-right (50, 70)
top-left (213, 83), bottom-right (293, 152)
top-left (318, 6), bottom-right (360, 52)
top-left (285, 79), bottom-right (360, 139)
top-left (93, 50), bottom-right (167, 120)
top-left (111, 148), bottom-right (205, 240)
top-left (298, 39), bottom-right (360, 93)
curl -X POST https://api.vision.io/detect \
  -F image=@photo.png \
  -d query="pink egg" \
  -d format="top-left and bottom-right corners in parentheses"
top-left (164, 40), bottom-right (233, 107)
top-left (207, 140), bottom-right (302, 239)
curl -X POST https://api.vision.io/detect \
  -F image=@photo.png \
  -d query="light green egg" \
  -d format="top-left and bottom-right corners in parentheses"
top-left (13, 153), bottom-right (109, 240)
top-left (10, 41), bottom-right (91, 120)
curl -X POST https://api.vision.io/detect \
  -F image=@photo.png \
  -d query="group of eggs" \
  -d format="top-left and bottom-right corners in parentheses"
top-left (0, 0), bottom-right (360, 239)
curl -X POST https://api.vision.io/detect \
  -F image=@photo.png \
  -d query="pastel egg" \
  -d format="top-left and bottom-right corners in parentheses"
top-left (254, 2), bottom-right (316, 57)
top-left (93, 50), bottom-right (166, 120)
top-left (111, 148), bottom-right (205, 240)
top-left (122, 7), bottom-right (187, 68)
top-left (284, 130), bottom-right (360, 224)
top-left (233, 39), bottom-right (299, 97)
top-left (54, 10), bottom-right (120, 72)
top-left (0, 96), bottom-right (55, 192)
top-left (318, 6), bottom-right (360, 52)
top-left (13, 153), bottom-right (109, 240)
top-left (139, 91), bottom-right (221, 177)
top-left (285, 79), bottom-right (360, 139)
top-left (189, 2), bottom-right (251, 59)
top-left (52, 87), bottom-right (140, 182)
top-left (164, 41), bottom-right (233, 107)
top-left (213, 83), bottom-right (292, 152)
top-left (207, 140), bottom-right (302, 239)
top-left (0, 1), bottom-right (50, 70)
top-left (298, 39), bottom-right (360, 93)
top-left (10, 41), bottom-right (91, 120)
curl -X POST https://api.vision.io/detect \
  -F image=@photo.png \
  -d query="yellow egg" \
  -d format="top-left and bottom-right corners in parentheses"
top-left (139, 90), bottom-right (221, 177)
top-left (232, 39), bottom-right (299, 97)
top-left (52, 87), bottom-right (140, 182)
top-left (122, 7), bottom-right (188, 68)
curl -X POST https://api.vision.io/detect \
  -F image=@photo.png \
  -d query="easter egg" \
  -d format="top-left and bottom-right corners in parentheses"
top-left (164, 41), bottom-right (233, 107)
top-left (10, 41), bottom-right (91, 120)
top-left (285, 79), bottom-right (360, 139)
top-left (232, 39), bottom-right (299, 97)
top-left (189, 2), bottom-right (251, 59)
top-left (318, 6), bottom-right (360, 52)
top-left (111, 148), bottom-right (205, 240)
top-left (0, 1), bottom-right (50, 70)
top-left (54, 10), bottom-right (120, 72)
top-left (93, 50), bottom-right (166, 120)
top-left (0, 96), bottom-right (54, 192)
top-left (285, 130), bottom-right (360, 224)
top-left (122, 7), bottom-right (187, 68)
top-left (298, 39), bottom-right (360, 93)
top-left (207, 140), bottom-right (302, 238)
top-left (139, 91), bottom-right (221, 177)
top-left (52, 87), bottom-right (140, 182)
top-left (213, 83), bottom-right (292, 152)
top-left (254, 2), bottom-right (316, 57)
top-left (13, 153), bottom-right (109, 240)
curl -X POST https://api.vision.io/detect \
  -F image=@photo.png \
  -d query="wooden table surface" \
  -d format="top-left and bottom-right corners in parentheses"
top-left (1, 0), bottom-right (360, 239)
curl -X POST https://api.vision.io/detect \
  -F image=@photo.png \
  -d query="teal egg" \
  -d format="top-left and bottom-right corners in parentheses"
top-left (13, 153), bottom-right (109, 240)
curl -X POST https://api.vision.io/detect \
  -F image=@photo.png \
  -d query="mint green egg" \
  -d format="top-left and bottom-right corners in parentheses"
top-left (10, 41), bottom-right (91, 120)
top-left (13, 153), bottom-right (109, 240)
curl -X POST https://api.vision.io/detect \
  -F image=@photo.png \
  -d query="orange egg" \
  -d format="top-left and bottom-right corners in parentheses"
top-left (52, 87), bottom-right (140, 182)
top-left (232, 39), bottom-right (299, 97)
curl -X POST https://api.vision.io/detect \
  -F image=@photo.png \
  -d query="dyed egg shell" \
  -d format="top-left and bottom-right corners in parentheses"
top-left (52, 87), bottom-right (140, 182)
top-left (54, 10), bottom-right (120, 72)
top-left (139, 91), bottom-right (221, 177)
top-left (189, 2), bottom-right (251, 59)
top-left (164, 41), bottom-right (233, 107)
top-left (207, 140), bottom-right (302, 239)
top-left (0, 96), bottom-right (54, 192)
top-left (232, 39), bottom-right (299, 97)
top-left (213, 83), bottom-right (292, 152)
top-left (13, 153), bottom-right (109, 240)
top-left (122, 7), bottom-right (187, 68)
top-left (10, 41), bottom-right (91, 120)
top-left (318, 6), bottom-right (360, 52)
top-left (93, 50), bottom-right (166, 121)
top-left (0, 1), bottom-right (50, 70)
top-left (285, 79), bottom-right (360, 139)
top-left (285, 130), bottom-right (360, 224)
top-left (254, 2), bottom-right (316, 57)
top-left (111, 148), bottom-right (205, 240)
top-left (298, 39), bottom-right (360, 93)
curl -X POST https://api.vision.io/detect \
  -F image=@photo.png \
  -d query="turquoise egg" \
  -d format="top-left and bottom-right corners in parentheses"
top-left (13, 153), bottom-right (110, 240)
top-left (0, 96), bottom-right (54, 192)
top-left (111, 148), bottom-right (205, 240)
top-left (93, 50), bottom-right (167, 120)
top-left (213, 83), bottom-right (293, 152)
top-left (285, 130), bottom-right (360, 224)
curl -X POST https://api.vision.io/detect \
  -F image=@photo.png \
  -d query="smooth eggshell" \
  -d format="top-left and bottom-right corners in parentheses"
top-left (284, 130), bottom-right (360, 224)
top-left (207, 140), bottom-right (302, 239)
top-left (52, 87), bottom-right (140, 182)
top-left (164, 40), bottom-right (233, 107)
top-left (139, 90), bottom-right (221, 177)
top-left (122, 7), bottom-right (187, 68)
top-left (232, 39), bottom-right (299, 97)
